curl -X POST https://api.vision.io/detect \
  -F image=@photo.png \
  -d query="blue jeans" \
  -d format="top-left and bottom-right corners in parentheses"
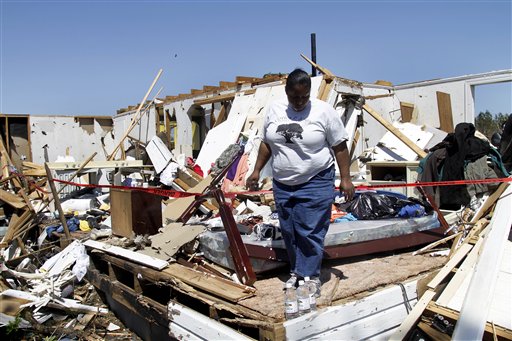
top-left (273, 165), bottom-right (335, 278)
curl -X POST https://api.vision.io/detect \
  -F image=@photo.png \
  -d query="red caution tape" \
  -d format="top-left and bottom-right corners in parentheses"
top-left (354, 177), bottom-right (512, 191)
top-left (52, 179), bottom-right (199, 198)
top-left (43, 176), bottom-right (512, 199)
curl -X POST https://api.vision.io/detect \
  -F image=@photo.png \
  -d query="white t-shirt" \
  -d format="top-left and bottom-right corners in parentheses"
top-left (262, 98), bottom-right (349, 185)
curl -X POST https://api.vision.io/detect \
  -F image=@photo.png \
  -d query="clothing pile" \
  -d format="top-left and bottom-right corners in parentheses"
top-left (418, 122), bottom-right (509, 210)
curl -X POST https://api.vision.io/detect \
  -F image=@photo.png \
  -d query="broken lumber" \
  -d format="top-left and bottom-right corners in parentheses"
top-left (389, 242), bottom-right (474, 340)
top-left (362, 103), bottom-right (428, 159)
top-left (45, 163), bottom-right (72, 241)
top-left (452, 184), bottom-right (512, 340)
top-left (0, 189), bottom-right (27, 209)
top-left (84, 240), bottom-right (169, 270)
top-left (108, 69), bottom-right (163, 160)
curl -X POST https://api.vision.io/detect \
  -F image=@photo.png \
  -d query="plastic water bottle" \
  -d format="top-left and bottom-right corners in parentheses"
top-left (297, 280), bottom-right (311, 315)
top-left (284, 283), bottom-right (299, 319)
top-left (304, 277), bottom-right (317, 311)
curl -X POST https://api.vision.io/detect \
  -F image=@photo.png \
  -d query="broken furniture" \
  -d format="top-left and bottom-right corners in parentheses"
top-left (110, 188), bottom-right (163, 238)
top-left (366, 161), bottom-right (420, 198)
top-left (177, 150), bottom-right (256, 286)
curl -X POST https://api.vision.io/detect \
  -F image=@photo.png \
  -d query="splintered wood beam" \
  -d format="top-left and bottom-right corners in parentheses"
top-left (0, 189), bottom-right (27, 209)
top-left (44, 163), bottom-right (72, 241)
top-left (300, 53), bottom-right (334, 76)
top-left (363, 104), bottom-right (428, 159)
top-left (349, 129), bottom-right (361, 160)
top-left (365, 93), bottom-right (394, 100)
top-left (108, 70), bottom-right (163, 160)
top-left (1, 208), bottom-right (33, 244)
top-left (0, 135), bottom-right (23, 188)
top-left (37, 152), bottom-right (97, 214)
top-left (98, 253), bottom-right (255, 303)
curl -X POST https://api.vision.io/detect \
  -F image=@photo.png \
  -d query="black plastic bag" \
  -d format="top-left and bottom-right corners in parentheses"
top-left (345, 192), bottom-right (431, 220)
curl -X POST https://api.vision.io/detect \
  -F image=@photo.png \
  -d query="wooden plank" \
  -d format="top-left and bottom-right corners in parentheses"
top-left (436, 91), bottom-right (454, 133)
top-left (300, 53), bottom-right (334, 76)
top-left (400, 102), bottom-right (415, 123)
top-left (0, 189), bottom-right (26, 209)
top-left (22, 161), bottom-right (43, 169)
top-left (22, 168), bottom-right (46, 177)
top-left (417, 321), bottom-right (451, 341)
top-left (450, 217), bottom-right (488, 257)
top-left (365, 93), bottom-right (394, 100)
top-left (470, 181), bottom-right (510, 224)
top-left (100, 253), bottom-right (254, 303)
top-left (0, 134), bottom-right (22, 188)
top-left (412, 232), bottom-right (461, 256)
top-left (390, 240), bottom-right (474, 340)
top-left (349, 128), bottom-right (360, 160)
top-left (163, 262), bottom-right (255, 302)
top-left (108, 69), bottom-right (163, 160)
top-left (84, 240), bottom-right (169, 270)
top-left (45, 163), bottom-right (72, 241)
top-left (436, 237), bottom-right (484, 305)
top-left (452, 184), bottom-right (512, 340)
top-left (363, 104), bottom-right (427, 159)
top-left (427, 243), bottom-right (473, 289)
top-left (2, 209), bottom-right (32, 243)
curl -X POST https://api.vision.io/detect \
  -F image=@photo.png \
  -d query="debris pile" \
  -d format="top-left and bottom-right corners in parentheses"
top-left (1, 65), bottom-right (511, 339)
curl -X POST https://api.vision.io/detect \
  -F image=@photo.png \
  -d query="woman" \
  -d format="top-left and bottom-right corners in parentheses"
top-left (246, 68), bottom-right (354, 293)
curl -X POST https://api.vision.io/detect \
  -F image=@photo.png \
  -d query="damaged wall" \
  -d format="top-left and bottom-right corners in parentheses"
top-left (393, 70), bottom-right (512, 128)
top-left (30, 116), bottom-right (115, 163)
top-left (112, 108), bottom-right (157, 155)
top-left (355, 70), bottom-right (512, 159)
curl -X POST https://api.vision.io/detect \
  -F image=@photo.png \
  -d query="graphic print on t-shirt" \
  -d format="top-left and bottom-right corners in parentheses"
top-left (276, 123), bottom-right (303, 144)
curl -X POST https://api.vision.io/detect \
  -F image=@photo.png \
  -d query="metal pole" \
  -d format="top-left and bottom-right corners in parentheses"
top-left (311, 33), bottom-right (317, 77)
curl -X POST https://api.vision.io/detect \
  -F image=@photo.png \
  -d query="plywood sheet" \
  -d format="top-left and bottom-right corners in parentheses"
top-left (149, 222), bottom-right (206, 257)
top-left (146, 135), bottom-right (172, 173)
top-left (372, 122), bottom-right (433, 161)
top-left (436, 91), bottom-right (454, 133)
top-left (163, 174), bottom-right (213, 222)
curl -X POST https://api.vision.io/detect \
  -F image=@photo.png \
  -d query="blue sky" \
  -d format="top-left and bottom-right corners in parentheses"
top-left (1, 0), bottom-right (511, 116)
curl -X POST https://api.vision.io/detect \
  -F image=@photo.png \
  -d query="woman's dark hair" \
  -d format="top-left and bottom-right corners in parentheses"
top-left (286, 68), bottom-right (311, 91)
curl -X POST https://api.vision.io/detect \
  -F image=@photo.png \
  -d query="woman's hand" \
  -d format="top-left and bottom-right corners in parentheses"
top-left (246, 171), bottom-right (260, 191)
top-left (340, 177), bottom-right (355, 201)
